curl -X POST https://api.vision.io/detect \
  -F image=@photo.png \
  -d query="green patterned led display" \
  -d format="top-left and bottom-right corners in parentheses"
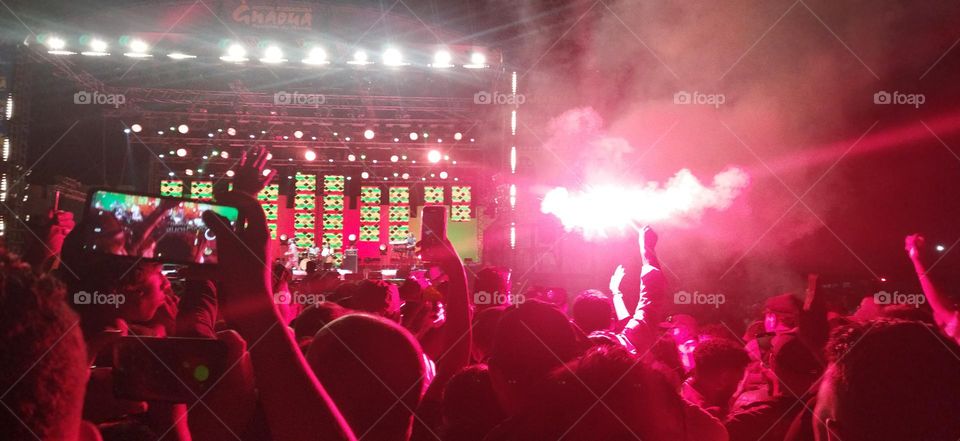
top-left (160, 180), bottom-right (184, 197)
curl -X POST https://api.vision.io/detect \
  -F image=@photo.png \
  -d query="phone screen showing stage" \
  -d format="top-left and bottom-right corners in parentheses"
top-left (83, 190), bottom-right (239, 265)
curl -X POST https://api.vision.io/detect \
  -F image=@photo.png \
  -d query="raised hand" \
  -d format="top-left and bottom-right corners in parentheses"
top-left (609, 264), bottom-right (626, 295)
top-left (905, 233), bottom-right (930, 263)
top-left (228, 146), bottom-right (276, 198)
top-left (640, 225), bottom-right (658, 250)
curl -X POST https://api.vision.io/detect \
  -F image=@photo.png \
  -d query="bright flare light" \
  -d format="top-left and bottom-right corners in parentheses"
top-left (177, 124), bottom-right (189, 134)
top-left (131, 124), bottom-right (142, 133)
top-left (260, 45), bottom-right (286, 63)
top-left (465, 52), bottom-right (487, 68)
top-left (124, 39), bottom-right (151, 58)
top-left (427, 150), bottom-right (442, 163)
top-left (304, 150), bottom-right (316, 161)
top-left (409, 132), bottom-right (419, 141)
top-left (349, 50), bottom-right (370, 65)
top-left (168, 52), bottom-right (197, 60)
top-left (432, 50), bottom-right (453, 68)
top-left (294, 130), bottom-right (304, 139)
top-left (176, 148), bottom-right (187, 157)
top-left (82, 39), bottom-right (110, 56)
top-left (303, 47), bottom-right (329, 65)
top-left (541, 168), bottom-right (750, 239)
top-left (361, 171), bottom-right (370, 179)
top-left (364, 129), bottom-right (375, 140)
top-left (46, 36), bottom-right (75, 55)
top-left (221, 44), bottom-right (248, 62)
top-left (382, 48), bottom-right (404, 66)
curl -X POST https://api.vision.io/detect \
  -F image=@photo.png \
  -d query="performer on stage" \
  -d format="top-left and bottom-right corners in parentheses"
top-left (284, 239), bottom-right (299, 270)
top-left (321, 240), bottom-right (334, 270)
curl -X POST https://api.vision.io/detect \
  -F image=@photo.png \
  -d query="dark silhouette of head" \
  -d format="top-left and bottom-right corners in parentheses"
top-left (0, 254), bottom-right (88, 440)
top-left (347, 280), bottom-right (400, 316)
top-left (691, 337), bottom-right (750, 409)
top-left (488, 300), bottom-right (582, 415)
top-left (441, 364), bottom-right (505, 441)
top-left (292, 301), bottom-right (349, 342)
top-left (471, 306), bottom-right (505, 363)
top-left (815, 319), bottom-right (960, 441)
top-left (571, 289), bottom-right (613, 334)
top-left (306, 314), bottom-right (425, 441)
top-left (769, 334), bottom-right (823, 397)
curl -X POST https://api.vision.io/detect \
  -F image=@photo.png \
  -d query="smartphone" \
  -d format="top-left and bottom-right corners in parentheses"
top-left (112, 336), bottom-right (228, 403)
top-left (82, 189), bottom-right (239, 266)
top-left (420, 206), bottom-right (447, 262)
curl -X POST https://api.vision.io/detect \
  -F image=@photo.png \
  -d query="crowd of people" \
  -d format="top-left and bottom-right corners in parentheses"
top-left (2, 148), bottom-right (960, 441)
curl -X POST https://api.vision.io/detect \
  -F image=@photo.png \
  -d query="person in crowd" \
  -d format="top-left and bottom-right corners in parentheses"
top-left (813, 319), bottom-right (960, 441)
top-left (439, 364), bottom-right (505, 441)
top-left (661, 313), bottom-right (699, 371)
top-left (726, 334), bottom-right (823, 441)
top-left (470, 306), bottom-right (505, 363)
top-left (683, 337), bottom-right (751, 420)
top-left (570, 289), bottom-right (614, 334)
top-left (306, 314), bottom-right (427, 441)
top-left (291, 301), bottom-right (349, 348)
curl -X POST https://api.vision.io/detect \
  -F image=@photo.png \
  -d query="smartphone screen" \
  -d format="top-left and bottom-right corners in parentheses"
top-left (83, 190), bottom-right (239, 266)
top-left (112, 336), bottom-right (228, 403)
top-left (420, 206), bottom-right (447, 262)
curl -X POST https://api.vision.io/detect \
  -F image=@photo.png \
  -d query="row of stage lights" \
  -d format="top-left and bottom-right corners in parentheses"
top-left (41, 35), bottom-right (489, 69)
top-left (159, 147), bottom-right (455, 164)
top-left (172, 168), bottom-right (459, 182)
top-left (123, 124), bottom-right (476, 144)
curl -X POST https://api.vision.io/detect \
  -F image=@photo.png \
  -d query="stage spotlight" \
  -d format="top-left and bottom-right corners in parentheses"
top-left (82, 39), bottom-right (110, 56)
top-left (344, 136), bottom-right (351, 142)
top-left (46, 36), bottom-right (74, 55)
top-left (427, 150), bottom-right (442, 163)
top-left (393, 172), bottom-right (399, 177)
top-left (394, 138), bottom-right (400, 142)
top-left (348, 50), bottom-right (370, 65)
top-left (168, 171), bottom-right (175, 177)
top-left (177, 124), bottom-right (189, 134)
top-left (282, 136), bottom-right (289, 140)
top-left (454, 132), bottom-right (463, 140)
top-left (432, 50), bottom-right (453, 68)
top-left (372, 160), bottom-right (378, 164)
top-left (167, 52), bottom-right (196, 60)
top-left (379, 244), bottom-right (388, 253)
top-left (401, 155), bottom-right (408, 160)
top-left (402, 173), bottom-right (410, 179)
top-left (176, 148), bottom-right (187, 157)
top-left (440, 171), bottom-right (449, 179)
top-left (158, 131), bottom-right (164, 135)
top-left (361, 171), bottom-right (369, 179)
top-left (185, 169), bottom-right (194, 176)
top-left (304, 150), bottom-right (317, 161)
top-left (363, 129), bottom-right (375, 140)
top-left (465, 52), bottom-right (487, 68)
top-left (937, 244), bottom-right (946, 252)
top-left (390, 155), bottom-right (399, 162)
top-left (262, 168), bottom-right (271, 177)
top-left (303, 47), bottom-right (329, 65)
top-left (348, 234), bottom-right (357, 242)
top-left (226, 170), bottom-right (235, 177)
top-left (347, 154), bottom-right (356, 162)
top-left (294, 130), bottom-right (304, 139)
top-left (221, 43), bottom-right (248, 62)
top-left (382, 48), bottom-right (403, 66)
top-left (124, 39), bottom-right (151, 58)
top-left (123, 128), bottom-right (131, 134)
top-left (220, 151), bottom-right (228, 159)
top-left (360, 154), bottom-right (366, 160)
top-left (131, 124), bottom-right (142, 133)
top-left (409, 132), bottom-right (419, 141)
top-left (260, 45), bottom-right (286, 63)
top-left (227, 127), bottom-right (237, 136)
top-left (423, 132), bottom-right (429, 138)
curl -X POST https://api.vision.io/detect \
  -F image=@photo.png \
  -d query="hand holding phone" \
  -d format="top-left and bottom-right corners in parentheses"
top-left (419, 206), bottom-right (448, 263)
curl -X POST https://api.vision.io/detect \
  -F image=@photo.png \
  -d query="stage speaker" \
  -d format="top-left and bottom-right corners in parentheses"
top-left (343, 249), bottom-right (358, 273)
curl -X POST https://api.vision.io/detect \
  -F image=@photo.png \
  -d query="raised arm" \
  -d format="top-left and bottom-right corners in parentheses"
top-left (204, 148), bottom-right (355, 441)
top-left (422, 238), bottom-right (472, 402)
top-left (610, 265), bottom-right (631, 321)
top-left (906, 234), bottom-right (959, 343)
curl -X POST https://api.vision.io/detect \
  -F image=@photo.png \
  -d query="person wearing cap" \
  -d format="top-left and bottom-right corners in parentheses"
top-left (763, 293), bottom-right (802, 334)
